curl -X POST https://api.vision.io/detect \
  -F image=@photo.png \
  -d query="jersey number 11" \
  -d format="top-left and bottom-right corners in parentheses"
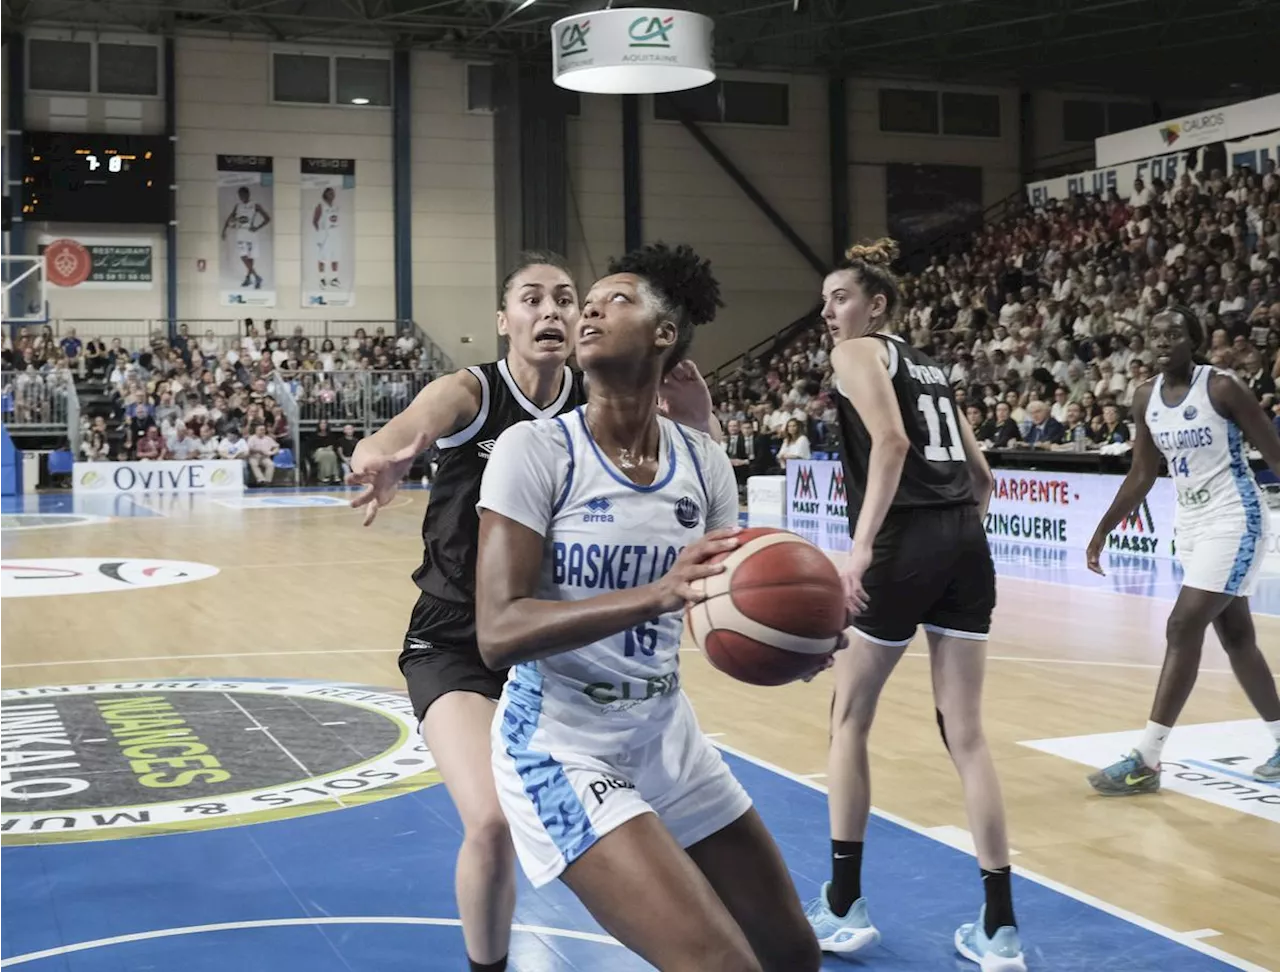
top-left (917, 394), bottom-right (965, 462)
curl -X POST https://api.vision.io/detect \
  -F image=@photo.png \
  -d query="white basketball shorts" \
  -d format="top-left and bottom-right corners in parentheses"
top-left (1176, 508), bottom-right (1271, 597)
top-left (235, 238), bottom-right (255, 257)
top-left (491, 690), bottom-right (752, 888)
top-left (316, 233), bottom-right (339, 262)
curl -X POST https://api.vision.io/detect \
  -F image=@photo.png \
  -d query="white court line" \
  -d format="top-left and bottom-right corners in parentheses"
top-left (0, 648), bottom-right (386, 670)
top-left (0, 917), bottom-right (620, 967)
top-left (715, 740), bottom-right (1271, 972)
top-left (222, 693), bottom-right (313, 778)
top-left (1185, 929), bottom-right (1225, 940)
top-left (223, 557), bottom-right (417, 571)
top-left (901, 651), bottom-right (1251, 675)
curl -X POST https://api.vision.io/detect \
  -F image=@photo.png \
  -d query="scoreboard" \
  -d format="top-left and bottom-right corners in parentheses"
top-left (22, 131), bottom-right (173, 224)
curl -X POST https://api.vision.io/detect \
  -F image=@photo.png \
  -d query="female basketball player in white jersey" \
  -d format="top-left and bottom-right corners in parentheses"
top-left (347, 253), bottom-right (723, 972)
top-left (1086, 305), bottom-right (1280, 794)
top-left (805, 240), bottom-right (1025, 972)
top-left (474, 243), bottom-right (821, 972)
top-left (312, 187), bottom-right (341, 289)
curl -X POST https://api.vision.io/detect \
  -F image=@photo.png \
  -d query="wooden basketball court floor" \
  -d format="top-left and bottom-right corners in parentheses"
top-left (1, 487), bottom-right (1277, 971)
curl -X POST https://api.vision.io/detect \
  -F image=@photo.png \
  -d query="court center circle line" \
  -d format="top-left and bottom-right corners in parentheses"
top-left (0, 917), bottom-right (621, 967)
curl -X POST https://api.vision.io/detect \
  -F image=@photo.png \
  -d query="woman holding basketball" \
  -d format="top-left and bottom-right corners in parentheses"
top-left (348, 251), bottom-right (724, 972)
top-left (806, 239), bottom-right (1026, 972)
top-left (474, 243), bottom-right (821, 972)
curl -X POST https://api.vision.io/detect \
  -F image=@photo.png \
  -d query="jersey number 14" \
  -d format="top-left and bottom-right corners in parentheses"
top-left (917, 394), bottom-right (965, 462)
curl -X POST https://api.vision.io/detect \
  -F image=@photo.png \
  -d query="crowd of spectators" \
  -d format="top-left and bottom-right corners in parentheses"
top-left (0, 325), bottom-right (77, 426)
top-left (0, 316), bottom-right (428, 486)
top-left (712, 161), bottom-right (1280, 470)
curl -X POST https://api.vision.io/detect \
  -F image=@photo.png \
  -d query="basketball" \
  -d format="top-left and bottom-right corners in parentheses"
top-left (684, 527), bottom-right (846, 686)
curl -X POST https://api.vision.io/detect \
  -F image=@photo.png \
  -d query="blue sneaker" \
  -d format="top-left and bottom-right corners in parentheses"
top-left (803, 882), bottom-right (881, 954)
top-left (955, 906), bottom-right (1027, 971)
top-left (1087, 750), bottom-right (1160, 796)
top-left (1255, 744), bottom-right (1280, 782)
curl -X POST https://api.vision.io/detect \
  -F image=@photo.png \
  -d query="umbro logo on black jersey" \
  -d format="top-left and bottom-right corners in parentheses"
top-left (477, 439), bottom-right (497, 458)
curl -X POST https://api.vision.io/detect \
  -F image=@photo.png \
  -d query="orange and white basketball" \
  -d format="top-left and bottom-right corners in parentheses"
top-left (684, 527), bottom-right (845, 686)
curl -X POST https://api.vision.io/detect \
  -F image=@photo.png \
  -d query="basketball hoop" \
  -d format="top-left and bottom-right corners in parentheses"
top-left (1, 255), bottom-right (50, 326)
top-left (552, 7), bottom-right (715, 95)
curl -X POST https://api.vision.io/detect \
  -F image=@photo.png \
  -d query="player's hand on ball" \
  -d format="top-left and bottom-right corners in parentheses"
top-left (1085, 533), bottom-right (1106, 576)
top-left (655, 527), bottom-right (741, 611)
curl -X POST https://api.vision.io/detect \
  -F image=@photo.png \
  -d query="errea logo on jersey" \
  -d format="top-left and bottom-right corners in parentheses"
top-left (583, 497), bottom-right (615, 523)
top-left (476, 439), bottom-right (497, 459)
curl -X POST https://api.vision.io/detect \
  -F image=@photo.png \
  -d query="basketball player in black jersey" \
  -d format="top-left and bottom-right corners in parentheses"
top-left (346, 252), bottom-right (722, 972)
top-left (803, 240), bottom-right (1027, 972)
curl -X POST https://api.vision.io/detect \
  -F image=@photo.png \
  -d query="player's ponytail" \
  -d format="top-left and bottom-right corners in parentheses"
top-left (607, 242), bottom-right (723, 374)
top-left (834, 237), bottom-right (902, 321)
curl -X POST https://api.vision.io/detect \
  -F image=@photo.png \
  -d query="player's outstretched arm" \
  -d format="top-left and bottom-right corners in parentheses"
top-left (1086, 382), bottom-right (1159, 575)
top-left (474, 423), bottom-right (739, 669)
top-left (1212, 371), bottom-right (1280, 478)
top-left (347, 369), bottom-right (482, 526)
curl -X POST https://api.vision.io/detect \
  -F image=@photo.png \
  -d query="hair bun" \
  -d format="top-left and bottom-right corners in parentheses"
top-left (844, 237), bottom-right (899, 266)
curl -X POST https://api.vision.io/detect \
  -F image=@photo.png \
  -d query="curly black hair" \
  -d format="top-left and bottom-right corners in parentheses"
top-left (607, 242), bottom-right (722, 373)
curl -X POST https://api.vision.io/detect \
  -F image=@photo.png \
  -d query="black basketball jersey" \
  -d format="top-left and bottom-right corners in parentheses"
top-left (835, 334), bottom-right (974, 516)
top-left (413, 359), bottom-right (586, 604)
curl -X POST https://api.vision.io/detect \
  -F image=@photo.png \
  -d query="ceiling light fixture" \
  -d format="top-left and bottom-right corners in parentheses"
top-left (351, 97), bottom-right (370, 105)
top-left (552, 6), bottom-right (715, 94)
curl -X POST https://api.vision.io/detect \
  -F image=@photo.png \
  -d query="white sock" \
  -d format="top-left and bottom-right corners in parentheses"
top-left (1266, 720), bottom-right (1280, 746)
top-left (1136, 721), bottom-right (1171, 768)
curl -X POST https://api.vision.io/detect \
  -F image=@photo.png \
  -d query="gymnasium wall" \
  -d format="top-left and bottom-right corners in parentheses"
top-left (172, 38), bottom-right (395, 325)
top-left (17, 34), bottom-right (494, 363)
top-left (408, 52), bottom-right (497, 363)
top-left (845, 79), bottom-right (1022, 244)
top-left (12, 28), bottom-right (1163, 371)
top-left (648, 72), bottom-right (828, 371)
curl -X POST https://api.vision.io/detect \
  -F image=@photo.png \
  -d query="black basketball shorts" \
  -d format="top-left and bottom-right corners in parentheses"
top-left (852, 504), bottom-right (996, 648)
top-left (399, 591), bottom-right (507, 723)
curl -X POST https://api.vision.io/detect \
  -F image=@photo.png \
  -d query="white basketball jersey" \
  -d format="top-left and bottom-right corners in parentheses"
top-left (1147, 365), bottom-right (1266, 530)
top-left (233, 202), bottom-right (257, 236)
top-left (483, 408), bottom-right (736, 753)
top-left (320, 200), bottom-right (339, 230)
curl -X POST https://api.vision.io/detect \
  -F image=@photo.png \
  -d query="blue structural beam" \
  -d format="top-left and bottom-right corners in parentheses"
top-left (166, 38), bottom-right (178, 337)
top-left (392, 49), bottom-right (413, 325)
top-left (622, 95), bottom-right (642, 251)
top-left (6, 33), bottom-right (27, 327)
top-left (828, 75), bottom-right (850, 264)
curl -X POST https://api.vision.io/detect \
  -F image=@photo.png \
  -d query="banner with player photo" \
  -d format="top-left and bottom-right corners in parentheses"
top-left (217, 155), bottom-right (276, 308)
top-left (300, 158), bottom-right (356, 308)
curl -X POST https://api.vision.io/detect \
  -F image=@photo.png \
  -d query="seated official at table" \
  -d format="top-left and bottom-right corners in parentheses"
top-left (1024, 400), bottom-right (1065, 449)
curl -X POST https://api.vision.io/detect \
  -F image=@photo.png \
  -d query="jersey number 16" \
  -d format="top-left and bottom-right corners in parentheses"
top-left (917, 393), bottom-right (965, 462)
top-left (624, 620), bottom-right (660, 657)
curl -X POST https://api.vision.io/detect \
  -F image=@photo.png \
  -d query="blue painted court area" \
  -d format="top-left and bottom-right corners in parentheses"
top-left (0, 747), bottom-right (1256, 971)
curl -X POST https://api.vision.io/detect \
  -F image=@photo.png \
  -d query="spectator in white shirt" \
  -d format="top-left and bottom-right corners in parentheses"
top-left (194, 424), bottom-right (219, 459)
top-left (776, 418), bottom-right (811, 467)
top-left (169, 424), bottom-right (202, 460)
top-left (246, 424), bottom-right (279, 485)
top-left (218, 427), bottom-right (250, 462)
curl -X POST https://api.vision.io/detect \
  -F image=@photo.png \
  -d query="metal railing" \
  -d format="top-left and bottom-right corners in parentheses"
top-left (275, 369), bottom-right (436, 435)
top-left (1, 368), bottom-right (77, 442)
top-left (269, 370), bottom-right (303, 467)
